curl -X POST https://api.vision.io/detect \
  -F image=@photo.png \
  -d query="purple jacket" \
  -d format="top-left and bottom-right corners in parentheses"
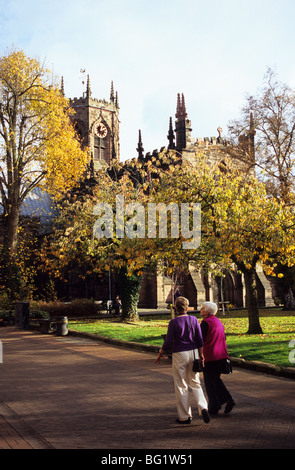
top-left (162, 315), bottom-right (204, 353)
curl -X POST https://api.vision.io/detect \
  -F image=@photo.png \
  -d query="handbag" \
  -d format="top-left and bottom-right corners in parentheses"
top-left (193, 356), bottom-right (203, 372)
top-left (220, 358), bottom-right (232, 374)
top-left (189, 316), bottom-right (203, 373)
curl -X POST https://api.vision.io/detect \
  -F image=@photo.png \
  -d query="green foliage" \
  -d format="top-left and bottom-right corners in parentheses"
top-left (0, 310), bottom-right (14, 324)
top-left (119, 266), bottom-right (143, 321)
top-left (0, 291), bottom-right (14, 310)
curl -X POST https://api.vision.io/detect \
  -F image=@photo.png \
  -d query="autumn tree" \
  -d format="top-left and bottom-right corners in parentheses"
top-left (154, 157), bottom-right (295, 334)
top-left (40, 168), bottom-right (155, 321)
top-left (40, 155), bottom-right (194, 321)
top-left (207, 171), bottom-right (295, 334)
top-left (0, 48), bottom-right (88, 298)
top-left (228, 68), bottom-right (295, 308)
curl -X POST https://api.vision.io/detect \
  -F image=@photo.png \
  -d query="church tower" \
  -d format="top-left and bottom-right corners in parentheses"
top-left (69, 77), bottom-right (120, 171)
top-left (175, 93), bottom-right (192, 150)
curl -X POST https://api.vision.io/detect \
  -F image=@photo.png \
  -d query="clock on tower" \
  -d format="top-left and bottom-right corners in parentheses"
top-left (95, 123), bottom-right (108, 138)
top-left (69, 77), bottom-right (120, 168)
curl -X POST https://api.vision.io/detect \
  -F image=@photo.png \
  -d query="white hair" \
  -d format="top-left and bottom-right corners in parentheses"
top-left (201, 302), bottom-right (218, 315)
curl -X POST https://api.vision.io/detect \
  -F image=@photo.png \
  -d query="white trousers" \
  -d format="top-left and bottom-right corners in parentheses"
top-left (172, 350), bottom-right (208, 421)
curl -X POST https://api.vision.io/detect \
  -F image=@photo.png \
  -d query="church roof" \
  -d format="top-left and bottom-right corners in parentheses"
top-left (19, 187), bottom-right (56, 223)
top-left (1, 187), bottom-right (57, 234)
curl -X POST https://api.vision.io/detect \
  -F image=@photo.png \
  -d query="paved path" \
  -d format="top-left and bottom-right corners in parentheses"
top-left (0, 327), bottom-right (294, 451)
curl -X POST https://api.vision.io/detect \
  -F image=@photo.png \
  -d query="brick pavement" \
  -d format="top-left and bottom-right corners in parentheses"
top-left (0, 327), bottom-right (294, 451)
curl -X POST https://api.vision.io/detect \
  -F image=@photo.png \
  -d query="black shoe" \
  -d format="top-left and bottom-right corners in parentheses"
top-left (224, 400), bottom-right (235, 414)
top-left (176, 417), bottom-right (192, 424)
top-left (201, 409), bottom-right (210, 423)
top-left (209, 406), bottom-right (221, 415)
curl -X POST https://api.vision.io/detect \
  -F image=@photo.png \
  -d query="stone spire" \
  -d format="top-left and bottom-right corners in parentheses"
top-left (176, 93), bottom-right (181, 118)
top-left (175, 93), bottom-right (187, 120)
top-left (110, 81), bottom-right (115, 102)
top-left (238, 112), bottom-right (256, 161)
top-left (175, 93), bottom-right (191, 150)
top-left (167, 117), bottom-right (175, 149)
top-left (86, 75), bottom-right (91, 98)
top-left (137, 130), bottom-right (144, 160)
top-left (181, 93), bottom-right (187, 119)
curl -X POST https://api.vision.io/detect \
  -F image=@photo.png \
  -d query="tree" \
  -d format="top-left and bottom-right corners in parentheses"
top-left (228, 68), bottom-right (295, 309)
top-left (40, 167), bottom-right (154, 321)
top-left (40, 154), bottom-right (194, 321)
top-left (212, 173), bottom-right (294, 334)
top-left (228, 68), bottom-right (295, 203)
top-left (154, 156), bottom-right (295, 334)
top-left (0, 48), bottom-right (88, 297)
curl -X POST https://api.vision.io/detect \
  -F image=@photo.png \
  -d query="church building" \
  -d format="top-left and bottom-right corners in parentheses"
top-left (61, 80), bottom-right (276, 310)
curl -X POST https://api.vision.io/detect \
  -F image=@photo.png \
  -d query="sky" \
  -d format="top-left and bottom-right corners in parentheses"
top-left (1, 0), bottom-right (295, 161)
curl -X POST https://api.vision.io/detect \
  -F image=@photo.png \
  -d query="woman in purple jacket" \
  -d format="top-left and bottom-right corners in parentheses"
top-left (155, 297), bottom-right (210, 424)
top-left (200, 302), bottom-right (235, 415)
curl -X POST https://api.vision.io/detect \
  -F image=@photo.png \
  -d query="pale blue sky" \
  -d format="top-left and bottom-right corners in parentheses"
top-left (1, 0), bottom-right (295, 160)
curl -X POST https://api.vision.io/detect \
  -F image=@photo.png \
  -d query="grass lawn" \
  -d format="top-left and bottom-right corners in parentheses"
top-left (69, 308), bottom-right (295, 369)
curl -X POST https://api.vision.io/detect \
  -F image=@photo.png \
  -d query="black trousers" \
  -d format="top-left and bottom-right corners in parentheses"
top-left (203, 360), bottom-right (233, 414)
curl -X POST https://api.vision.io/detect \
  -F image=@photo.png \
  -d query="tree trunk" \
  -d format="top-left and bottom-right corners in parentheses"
top-left (243, 267), bottom-right (264, 334)
top-left (119, 267), bottom-right (142, 322)
top-left (2, 204), bottom-right (22, 300)
top-left (6, 204), bottom-right (21, 254)
top-left (283, 288), bottom-right (295, 311)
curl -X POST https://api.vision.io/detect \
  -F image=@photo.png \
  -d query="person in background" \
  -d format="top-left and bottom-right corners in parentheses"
top-left (155, 296), bottom-right (210, 424)
top-left (200, 301), bottom-right (235, 415)
top-left (113, 295), bottom-right (121, 316)
top-left (174, 286), bottom-right (181, 303)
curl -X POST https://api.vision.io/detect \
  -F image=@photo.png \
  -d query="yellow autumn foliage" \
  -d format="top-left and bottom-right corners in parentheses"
top-left (0, 48), bottom-right (89, 201)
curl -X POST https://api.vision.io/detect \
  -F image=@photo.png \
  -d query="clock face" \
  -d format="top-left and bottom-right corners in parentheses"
top-left (95, 123), bottom-right (108, 138)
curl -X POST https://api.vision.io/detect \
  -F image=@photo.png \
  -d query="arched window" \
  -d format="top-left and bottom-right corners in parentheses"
top-left (94, 135), bottom-right (106, 161)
